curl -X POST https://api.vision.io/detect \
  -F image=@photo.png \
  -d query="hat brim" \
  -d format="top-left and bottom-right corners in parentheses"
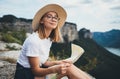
top-left (32, 4), bottom-right (67, 31)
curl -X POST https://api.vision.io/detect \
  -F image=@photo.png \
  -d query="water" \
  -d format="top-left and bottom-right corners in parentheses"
top-left (105, 47), bottom-right (120, 56)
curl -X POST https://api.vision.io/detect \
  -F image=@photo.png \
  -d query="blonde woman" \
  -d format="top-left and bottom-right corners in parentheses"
top-left (14, 4), bottom-right (92, 79)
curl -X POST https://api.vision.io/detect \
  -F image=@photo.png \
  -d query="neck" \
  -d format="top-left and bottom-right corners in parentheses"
top-left (45, 28), bottom-right (52, 38)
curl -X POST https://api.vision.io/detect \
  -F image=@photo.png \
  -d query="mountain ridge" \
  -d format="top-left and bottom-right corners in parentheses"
top-left (93, 29), bottom-right (120, 48)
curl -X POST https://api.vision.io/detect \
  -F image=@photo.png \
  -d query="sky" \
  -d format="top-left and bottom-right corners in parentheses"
top-left (0, 0), bottom-right (120, 32)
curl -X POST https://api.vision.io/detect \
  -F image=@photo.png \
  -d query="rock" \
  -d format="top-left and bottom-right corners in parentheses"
top-left (7, 43), bottom-right (22, 50)
top-left (0, 41), bottom-right (22, 51)
top-left (0, 62), bottom-right (4, 68)
top-left (61, 22), bottom-right (79, 42)
top-left (0, 41), bottom-right (8, 51)
top-left (26, 32), bottom-right (31, 37)
top-left (0, 50), bottom-right (20, 61)
top-left (0, 60), bottom-right (16, 79)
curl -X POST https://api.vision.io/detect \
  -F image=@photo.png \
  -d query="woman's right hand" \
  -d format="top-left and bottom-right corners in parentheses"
top-left (49, 63), bottom-right (70, 74)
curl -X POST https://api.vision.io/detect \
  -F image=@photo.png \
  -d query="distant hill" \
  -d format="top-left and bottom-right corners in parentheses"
top-left (93, 29), bottom-right (120, 48)
top-left (0, 15), bottom-right (32, 23)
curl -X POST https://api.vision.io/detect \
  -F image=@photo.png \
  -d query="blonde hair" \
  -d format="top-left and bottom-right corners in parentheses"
top-left (35, 23), bottom-right (62, 42)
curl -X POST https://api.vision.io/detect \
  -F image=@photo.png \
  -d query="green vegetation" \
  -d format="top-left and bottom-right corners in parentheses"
top-left (1, 29), bottom-right (26, 45)
top-left (79, 57), bottom-right (97, 71)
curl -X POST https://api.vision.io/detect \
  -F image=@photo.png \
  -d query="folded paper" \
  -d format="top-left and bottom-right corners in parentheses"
top-left (66, 44), bottom-right (84, 63)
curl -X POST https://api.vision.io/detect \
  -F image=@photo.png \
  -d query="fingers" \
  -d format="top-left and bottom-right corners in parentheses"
top-left (65, 63), bottom-right (71, 67)
top-left (51, 62), bottom-right (71, 74)
top-left (60, 64), bottom-right (67, 74)
top-left (62, 60), bottom-right (72, 64)
top-left (52, 64), bottom-right (67, 74)
top-left (57, 60), bottom-right (72, 66)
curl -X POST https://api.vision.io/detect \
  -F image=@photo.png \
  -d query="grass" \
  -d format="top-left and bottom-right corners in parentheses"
top-left (1, 29), bottom-right (26, 45)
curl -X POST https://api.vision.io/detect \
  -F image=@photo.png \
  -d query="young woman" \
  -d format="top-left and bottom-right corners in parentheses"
top-left (14, 4), bottom-right (93, 79)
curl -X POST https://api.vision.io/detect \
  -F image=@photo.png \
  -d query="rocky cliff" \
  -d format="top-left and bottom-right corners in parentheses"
top-left (0, 15), bottom-right (32, 33)
top-left (0, 15), bottom-right (79, 42)
top-left (61, 22), bottom-right (79, 42)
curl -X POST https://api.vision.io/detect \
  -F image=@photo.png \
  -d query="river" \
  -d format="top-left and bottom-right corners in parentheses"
top-left (105, 47), bottom-right (120, 56)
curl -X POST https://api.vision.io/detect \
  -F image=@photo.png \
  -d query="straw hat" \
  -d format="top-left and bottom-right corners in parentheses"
top-left (32, 4), bottom-right (67, 31)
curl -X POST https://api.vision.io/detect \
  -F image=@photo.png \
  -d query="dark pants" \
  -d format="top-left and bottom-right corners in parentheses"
top-left (14, 63), bottom-right (34, 79)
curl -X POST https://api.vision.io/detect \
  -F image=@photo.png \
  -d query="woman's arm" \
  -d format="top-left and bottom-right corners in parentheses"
top-left (43, 60), bottom-right (61, 67)
top-left (44, 59), bottom-right (72, 67)
top-left (28, 57), bottom-right (68, 77)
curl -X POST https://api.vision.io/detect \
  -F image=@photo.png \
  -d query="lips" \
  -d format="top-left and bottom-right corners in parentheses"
top-left (49, 22), bottom-right (56, 25)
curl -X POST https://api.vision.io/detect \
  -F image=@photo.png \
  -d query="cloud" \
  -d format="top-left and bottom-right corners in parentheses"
top-left (102, 0), bottom-right (114, 3)
top-left (79, 0), bottom-right (92, 4)
top-left (0, 0), bottom-right (120, 32)
top-left (110, 6), bottom-right (120, 10)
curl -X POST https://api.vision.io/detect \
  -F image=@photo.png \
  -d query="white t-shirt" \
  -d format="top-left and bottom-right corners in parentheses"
top-left (17, 32), bottom-right (52, 68)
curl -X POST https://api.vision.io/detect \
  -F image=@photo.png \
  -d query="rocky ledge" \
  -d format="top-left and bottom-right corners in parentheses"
top-left (0, 41), bottom-right (20, 79)
top-left (0, 60), bottom-right (16, 79)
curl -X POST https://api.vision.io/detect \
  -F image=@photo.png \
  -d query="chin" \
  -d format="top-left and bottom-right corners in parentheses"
top-left (51, 26), bottom-right (57, 29)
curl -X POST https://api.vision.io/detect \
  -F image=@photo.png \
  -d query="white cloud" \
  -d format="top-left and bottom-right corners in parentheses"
top-left (0, 0), bottom-right (120, 32)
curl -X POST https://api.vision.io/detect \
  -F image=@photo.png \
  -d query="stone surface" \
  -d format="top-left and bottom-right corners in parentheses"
top-left (0, 50), bottom-right (20, 61)
top-left (0, 41), bottom-right (22, 51)
top-left (0, 60), bottom-right (16, 79)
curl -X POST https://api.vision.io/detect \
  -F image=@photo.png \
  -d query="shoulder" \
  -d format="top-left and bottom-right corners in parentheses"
top-left (24, 33), bottom-right (40, 46)
top-left (23, 32), bottom-right (52, 47)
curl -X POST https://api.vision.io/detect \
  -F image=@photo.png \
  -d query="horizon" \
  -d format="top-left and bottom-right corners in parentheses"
top-left (0, 0), bottom-right (120, 32)
top-left (0, 14), bottom-right (120, 32)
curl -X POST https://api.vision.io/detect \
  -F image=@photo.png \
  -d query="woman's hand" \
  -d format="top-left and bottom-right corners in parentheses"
top-left (62, 59), bottom-right (72, 64)
top-left (43, 59), bottom-right (72, 67)
top-left (56, 59), bottom-right (72, 65)
top-left (49, 63), bottom-right (70, 74)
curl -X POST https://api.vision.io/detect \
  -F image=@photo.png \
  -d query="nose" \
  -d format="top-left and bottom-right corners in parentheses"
top-left (51, 18), bottom-right (57, 22)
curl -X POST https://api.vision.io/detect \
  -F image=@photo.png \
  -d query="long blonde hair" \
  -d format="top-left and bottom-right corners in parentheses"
top-left (34, 21), bottom-right (62, 42)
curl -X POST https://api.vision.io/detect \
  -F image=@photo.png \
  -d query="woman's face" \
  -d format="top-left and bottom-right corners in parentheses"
top-left (40, 11), bottom-right (60, 30)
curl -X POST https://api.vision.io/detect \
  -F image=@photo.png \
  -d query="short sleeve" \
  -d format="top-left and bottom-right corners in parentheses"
top-left (25, 39), bottom-right (40, 57)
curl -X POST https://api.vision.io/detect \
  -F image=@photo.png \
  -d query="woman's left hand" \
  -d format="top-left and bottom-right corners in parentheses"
top-left (56, 60), bottom-right (72, 66)
top-left (62, 59), bottom-right (72, 64)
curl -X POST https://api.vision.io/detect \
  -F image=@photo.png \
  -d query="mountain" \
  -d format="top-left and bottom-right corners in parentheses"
top-left (0, 15), bottom-right (32, 33)
top-left (93, 29), bottom-right (120, 48)
top-left (0, 15), bottom-right (32, 23)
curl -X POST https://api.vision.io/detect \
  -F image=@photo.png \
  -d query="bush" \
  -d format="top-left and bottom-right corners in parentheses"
top-left (11, 29), bottom-right (26, 44)
top-left (1, 29), bottom-right (26, 45)
top-left (2, 33), bottom-right (22, 44)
